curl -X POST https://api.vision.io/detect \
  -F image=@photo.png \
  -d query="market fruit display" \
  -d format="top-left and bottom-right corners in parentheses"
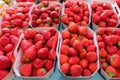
top-left (96, 28), bottom-right (120, 78)
top-left (31, 1), bottom-right (60, 27)
top-left (61, 0), bottom-right (90, 26)
top-left (59, 22), bottom-right (98, 77)
top-left (1, 2), bottom-right (33, 28)
top-left (91, 1), bottom-right (119, 28)
top-left (18, 28), bottom-right (58, 77)
top-left (16, 0), bottom-right (37, 2)
top-left (0, 27), bottom-right (23, 79)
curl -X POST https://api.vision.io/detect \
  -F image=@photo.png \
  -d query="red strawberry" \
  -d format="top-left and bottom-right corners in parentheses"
top-left (97, 35), bottom-right (103, 42)
top-left (6, 51), bottom-right (15, 63)
top-left (100, 48), bottom-right (107, 58)
top-left (106, 46), bottom-right (118, 55)
top-left (98, 41), bottom-right (105, 49)
top-left (73, 40), bottom-right (83, 52)
top-left (37, 48), bottom-right (49, 59)
top-left (48, 28), bottom-right (57, 36)
top-left (79, 49), bottom-right (87, 59)
top-left (4, 44), bottom-right (13, 52)
top-left (36, 68), bottom-right (47, 76)
top-left (80, 59), bottom-right (88, 69)
top-left (82, 38), bottom-right (89, 47)
top-left (101, 62), bottom-right (108, 70)
top-left (62, 39), bottom-right (70, 45)
top-left (0, 70), bottom-right (9, 80)
top-left (86, 52), bottom-right (97, 62)
top-left (115, 29), bottom-right (120, 36)
top-left (70, 64), bottom-right (83, 76)
top-left (45, 60), bottom-right (54, 71)
top-left (33, 59), bottom-right (44, 69)
top-left (46, 36), bottom-right (55, 49)
top-left (60, 54), bottom-right (69, 64)
top-left (65, 0), bottom-right (72, 8)
top-left (24, 29), bottom-right (36, 39)
top-left (86, 45), bottom-right (96, 52)
top-left (69, 56), bottom-right (80, 65)
top-left (107, 19), bottom-right (117, 27)
top-left (79, 27), bottom-right (88, 36)
top-left (10, 35), bottom-right (19, 45)
top-left (0, 36), bottom-right (10, 46)
top-left (86, 32), bottom-right (93, 39)
top-left (98, 21), bottom-right (106, 27)
top-left (96, 28), bottom-right (105, 35)
top-left (69, 47), bottom-right (78, 56)
top-left (68, 22), bottom-right (79, 33)
top-left (62, 15), bottom-right (69, 25)
top-left (43, 31), bottom-right (51, 41)
top-left (106, 66), bottom-right (117, 77)
top-left (92, 13), bottom-right (100, 24)
top-left (110, 54), bottom-right (120, 68)
top-left (24, 45), bottom-right (36, 61)
top-left (60, 44), bottom-right (69, 56)
top-left (41, 13), bottom-right (48, 19)
top-left (20, 63), bottom-right (32, 76)
top-left (61, 63), bottom-right (70, 74)
top-left (48, 49), bottom-right (56, 60)
top-left (0, 56), bottom-right (10, 69)
top-left (74, 15), bottom-right (81, 23)
top-left (35, 41), bottom-right (43, 51)
top-left (50, 11), bottom-right (59, 18)
top-left (73, 5), bottom-right (80, 13)
top-left (2, 28), bottom-right (11, 34)
top-left (89, 63), bottom-right (97, 73)
top-left (0, 51), bottom-right (4, 56)
top-left (62, 30), bottom-right (71, 39)
top-left (83, 69), bottom-right (91, 76)
top-left (20, 40), bottom-right (32, 52)
top-left (34, 33), bottom-right (44, 43)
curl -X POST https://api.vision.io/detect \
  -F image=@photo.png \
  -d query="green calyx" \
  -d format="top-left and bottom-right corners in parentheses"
top-left (107, 71), bottom-right (115, 78)
top-left (110, 55), bottom-right (114, 63)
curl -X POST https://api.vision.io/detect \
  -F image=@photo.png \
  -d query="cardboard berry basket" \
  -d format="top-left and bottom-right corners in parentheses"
top-left (95, 27), bottom-right (120, 80)
top-left (57, 26), bottom-right (100, 79)
top-left (29, 1), bottom-right (61, 29)
top-left (61, 0), bottom-right (91, 29)
top-left (13, 27), bottom-right (60, 80)
top-left (91, 0), bottom-right (120, 31)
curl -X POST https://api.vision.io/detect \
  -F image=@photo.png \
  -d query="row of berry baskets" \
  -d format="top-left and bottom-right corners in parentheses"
top-left (0, 0), bottom-right (120, 80)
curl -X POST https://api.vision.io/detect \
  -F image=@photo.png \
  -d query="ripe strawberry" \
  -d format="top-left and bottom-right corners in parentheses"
top-left (0, 56), bottom-right (10, 69)
top-left (0, 36), bottom-right (10, 46)
top-left (100, 48), bottom-right (107, 58)
top-left (86, 52), bottom-right (97, 62)
top-left (101, 62), bottom-right (108, 70)
top-left (20, 63), bottom-right (32, 76)
top-left (43, 31), bottom-right (51, 41)
top-left (79, 49), bottom-right (87, 59)
top-left (34, 33), bottom-right (44, 43)
top-left (60, 54), bottom-right (69, 64)
top-left (73, 5), bottom-right (80, 13)
top-left (62, 30), bottom-right (71, 39)
top-left (48, 49), bottom-right (56, 60)
top-left (107, 19), bottom-right (117, 27)
top-left (33, 59), bottom-right (44, 69)
top-left (0, 70), bottom-right (9, 80)
top-left (88, 63), bottom-right (97, 73)
top-left (24, 29), bottom-right (36, 39)
top-left (115, 29), bottom-right (120, 36)
top-left (74, 15), bottom-right (81, 23)
top-left (68, 22), bottom-right (79, 33)
top-left (62, 39), bottom-right (70, 45)
top-left (2, 28), bottom-right (11, 34)
top-left (35, 41), bottom-right (43, 51)
top-left (86, 32), bottom-right (93, 39)
top-left (86, 45), bottom-right (96, 52)
top-left (106, 66), bottom-right (117, 78)
top-left (62, 15), bottom-right (69, 25)
top-left (4, 44), bottom-right (13, 52)
top-left (10, 35), bottom-right (19, 45)
top-left (83, 69), bottom-right (91, 76)
top-left (73, 40), bottom-right (83, 52)
top-left (20, 40), bottom-right (32, 52)
top-left (60, 44), bottom-right (69, 56)
top-left (70, 64), bottom-right (83, 76)
top-left (46, 36), bottom-right (55, 49)
top-left (37, 48), bottom-right (49, 59)
top-left (69, 56), bottom-right (80, 65)
top-left (6, 51), bottom-right (15, 63)
top-left (69, 47), bottom-right (78, 56)
top-left (92, 13), bottom-right (100, 24)
top-left (110, 54), bottom-right (120, 68)
top-left (98, 21), bottom-right (106, 27)
top-left (36, 68), bottom-right (47, 76)
top-left (80, 59), bottom-right (88, 69)
top-left (41, 13), bottom-right (48, 19)
top-left (45, 60), bottom-right (54, 71)
top-left (0, 51), bottom-right (4, 56)
top-left (79, 27), bottom-right (88, 36)
top-left (65, 0), bottom-right (72, 8)
top-left (106, 46), bottom-right (118, 55)
top-left (98, 41), bottom-right (105, 49)
top-left (96, 28), bottom-right (105, 35)
top-left (82, 38), bottom-right (89, 47)
top-left (61, 63), bottom-right (70, 75)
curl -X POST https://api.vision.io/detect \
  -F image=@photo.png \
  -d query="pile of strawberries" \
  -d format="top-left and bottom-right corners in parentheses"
top-left (19, 28), bottom-right (58, 76)
top-left (31, 1), bottom-right (60, 27)
top-left (59, 22), bottom-right (98, 77)
top-left (91, 1), bottom-right (118, 27)
top-left (0, 27), bottom-right (22, 79)
top-left (62, 0), bottom-right (90, 26)
top-left (1, 2), bottom-right (33, 28)
top-left (96, 28), bottom-right (120, 78)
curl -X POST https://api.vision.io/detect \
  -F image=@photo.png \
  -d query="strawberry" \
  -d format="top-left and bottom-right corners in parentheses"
top-left (20, 63), bottom-right (32, 76)
top-left (107, 19), bottom-right (117, 27)
top-left (73, 5), bottom-right (80, 13)
top-left (100, 48), bottom-right (107, 58)
top-left (115, 29), bottom-right (120, 36)
top-left (65, 1), bottom-right (72, 8)
top-left (45, 60), bottom-right (54, 71)
top-left (0, 51), bottom-right (4, 56)
top-left (50, 11), bottom-right (59, 18)
top-left (73, 40), bottom-right (83, 52)
top-left (100, 58), bottom-right (106, 63)
top-left (98, 41), bottom-right (105, 49)
top-left (74, 15), bottom-right (81, 23)
top-left (46, 36), bottom-right (55, 49)
top-left (83, 69), bottom-right (91, 76)
top-left (0, 70), bottom-right (9, 80)
top-left (62, 39), bottom-right (70, 45)
top-left (80, 59), bottom-right (88, 69)
top-left (96, 28), bottom-right (105, 35)
top-left (88, 63), bottom-right (97, 73)
top-left (35, 41), bottom-right (43, 51)
top-left (33, 59), bottom-right (44, 69)
top-left (98, 21), bottom-right (106, 27)
top-left (106, 66), bottom-right (117, 77)
top-left (101, 62), bottom-right (108, 70)
top-left (79, 27), bottom-right (88, 36)
top-left (60, 54), bottom-right (69, 64)
top-left (4, 44), bottom-right (13, 52)
top-left (48, 49), bottom-right (56, 60)
top-left (43, 31), bottom-right (51, 41)
top-left (60, 44), bottom-right (69, 56)
top-left (6, 51), bottom-right (15, 63)
top-left (70, 64), bottom-right (83, 76)
top-left (34, 33), bottom-right (44, 43)
top-left (86, 45), bottom-right (96, 52)
top-left (0, 36), bottom-right (10, 46)
top-left (79, 49), bottom-right (87, 59)
top-left (10, 35), bottom-right (19, 45)
top-left (62, 30), bottom-right (71, 39)
top-left (97, 35), bottom-right (103, 42)
top-left (0, 56), bottom-right (10, 69)
top-left (41, 13), bottom-right (48, 19)
top-left (61, 63), bottom-right (70, 75)
top-left (68, 56), bottom-right (80, 65)
top-left (24, 45), bottom-right (36, 61)
top-left (92, 13), bottom-right (100, 24)
top-left (86, 52), bottom-right (97, 62)
top-left (20, 40), bottom-right (32, 52)
top-left (36, 68), bottom-right (47, 76)
top-left (68, 22), bottom-right (79, 33)
top-left (48, 28), bottom-right (57, 36)
top-left (82, 38), bottom-right (89, 47)
top-left (37, 48), bottom-right (49, 59)
top-left (24, 29), bottom-right (36, 39)
top-left (110, 54), bottom-right (120, 68)
top-left (106, 46), bottom-right (118, 55)
top-left (62, 15), bottom-right (69, 25)
top-left (69, 47), bottom-right (78, 56)
top-left (2, 28), bottom-right (11, 34)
